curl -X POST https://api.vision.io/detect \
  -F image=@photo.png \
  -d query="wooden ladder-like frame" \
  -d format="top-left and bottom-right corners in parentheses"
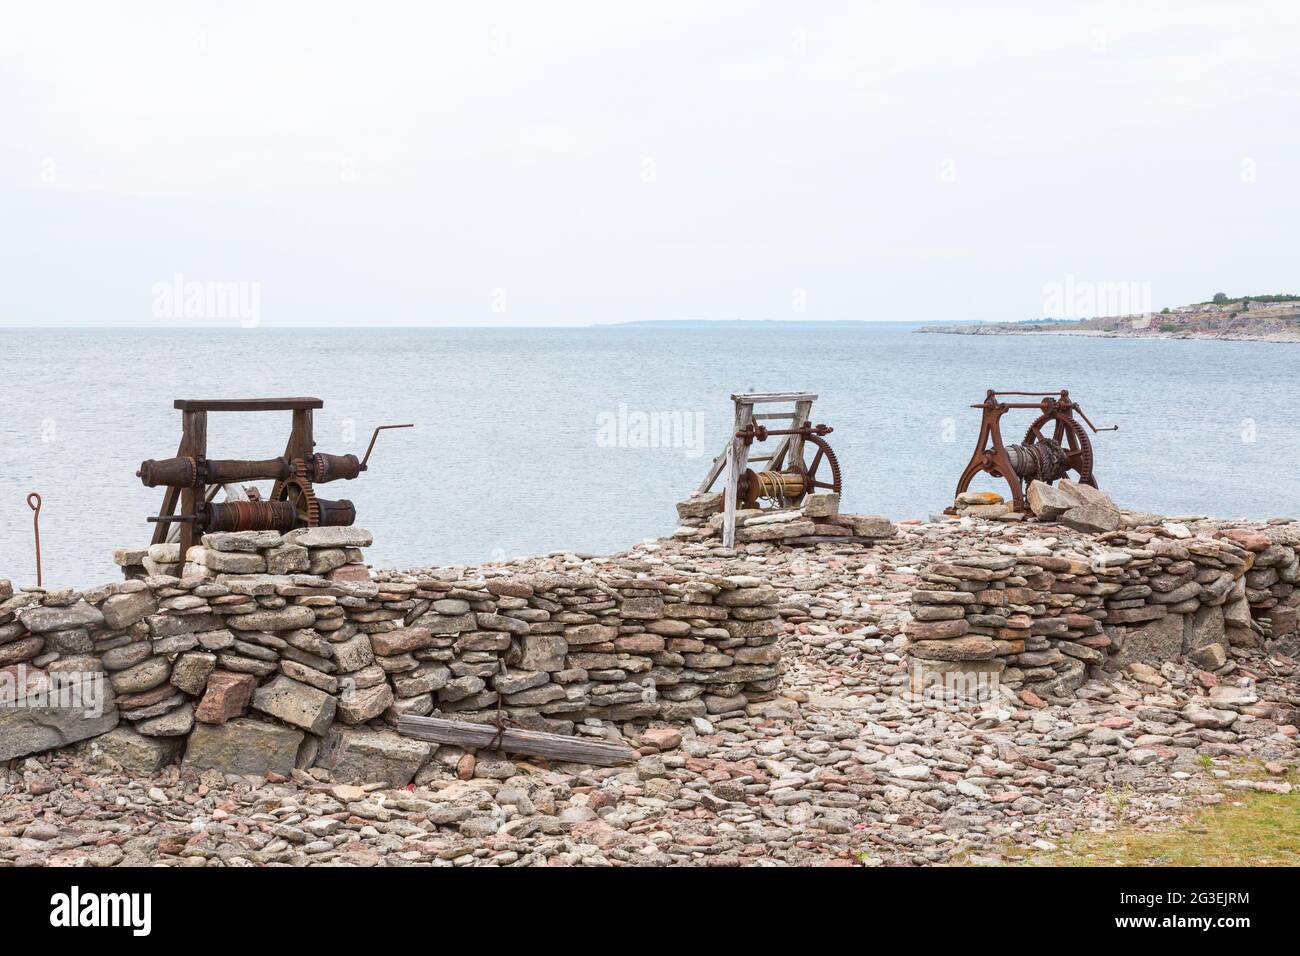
top-left (695, 392), bottom-right (818, 548)
top-left (149, 397), bottom-right (323, 557)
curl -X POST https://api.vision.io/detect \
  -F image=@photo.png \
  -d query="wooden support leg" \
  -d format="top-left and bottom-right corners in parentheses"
top-left (722, 401), bottom-right (754, 549)
top-left (179, 410), bottom-right (207, 559)
top-left (287, 408), bottom-right (315, 461)
top-left (722, 445), bottom-right (739, 549)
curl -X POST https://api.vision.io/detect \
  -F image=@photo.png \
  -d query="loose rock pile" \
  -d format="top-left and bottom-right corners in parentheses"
top-left (948, 479), bottom-right (1123, 533)
top-left (673, 491), bottom-right (897, 545)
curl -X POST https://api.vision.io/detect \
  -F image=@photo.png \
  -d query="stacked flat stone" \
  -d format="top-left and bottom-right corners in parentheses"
top-left (673, 491), bottom-right (897, 546)
top-left (114, 526), bottom-right (372, 581)
top-left (369, 569), bottom-right (784, 726)
top-left (2, 527), bottom-right (378, 769)
top-left (0, 530), bottom-right (786, 782)
top-left (905, 521), bottom-right (1300, 697)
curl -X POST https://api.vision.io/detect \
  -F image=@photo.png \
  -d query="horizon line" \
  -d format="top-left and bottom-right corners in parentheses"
top-left (0, 318), bottom-right (924, 331)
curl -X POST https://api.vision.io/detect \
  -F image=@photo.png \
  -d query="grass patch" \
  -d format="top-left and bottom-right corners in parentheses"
top-left (1014, 768), bottom-right (1299, 867)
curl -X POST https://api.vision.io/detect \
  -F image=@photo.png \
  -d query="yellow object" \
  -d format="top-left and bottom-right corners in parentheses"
top-left (756, 471), bottom-right (805, 500)
top-left (958, 491), bottom-right (1005, 506)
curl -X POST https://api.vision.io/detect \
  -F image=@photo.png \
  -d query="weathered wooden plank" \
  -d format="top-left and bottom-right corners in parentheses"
top-left (286, 408), bottom-right (315, 462)
top-left (730, 392), bottom-right (817, 404)
top-left (174, 397), bottom-right (323, 412)
top-left (396, 715), bottom-right (637, 767)
top-left (698, 393), bottom-right (816, 504)
top-left (696, 447), bottom-right (729, 494)
top-left (722, 399), bottom-right (754, 549)
top-left (777, 398), bottom-right (814, 475)
top-left (178, 409), bottom-right (207, 558)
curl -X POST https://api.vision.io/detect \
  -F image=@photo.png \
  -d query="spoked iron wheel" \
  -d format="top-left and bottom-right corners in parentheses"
top-left (800, 434), bottom-right (843, 496)
top-left (1022, 411), bottom-right (1096, 486)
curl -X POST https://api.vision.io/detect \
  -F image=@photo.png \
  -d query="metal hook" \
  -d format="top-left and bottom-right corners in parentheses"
top-left (27, 492), bottom-right (42, 587)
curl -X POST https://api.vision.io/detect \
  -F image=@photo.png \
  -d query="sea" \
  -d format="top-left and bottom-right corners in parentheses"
top-left (3, 323), bottom-right (1298, 586)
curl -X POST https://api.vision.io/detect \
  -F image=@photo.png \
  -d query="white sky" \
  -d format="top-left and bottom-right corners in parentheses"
top-left (1, 1), bottom-right (1297, 327)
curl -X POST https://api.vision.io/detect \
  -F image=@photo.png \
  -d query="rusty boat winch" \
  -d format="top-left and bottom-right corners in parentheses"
top-left (139, 397), bottom-right (411, 553)
top-left (952, 389), bottom-right (1116, 513)
top-left (734, 421), bottom-right (842, 510)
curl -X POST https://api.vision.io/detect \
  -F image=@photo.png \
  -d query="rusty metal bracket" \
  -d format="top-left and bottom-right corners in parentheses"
top-left (27, 492), bottom-right (42, 586)
top-left (735, 422), bottom-right (833, 444)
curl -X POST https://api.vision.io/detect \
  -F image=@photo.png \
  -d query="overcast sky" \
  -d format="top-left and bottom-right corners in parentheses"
top-left (1, 2), bottom-right (1296, 327)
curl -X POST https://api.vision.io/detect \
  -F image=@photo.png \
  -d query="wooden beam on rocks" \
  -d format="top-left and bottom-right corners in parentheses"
top-left (731, 391), bottom-right (817, 405)
top-left (722, 399), bottom-right (754, 549)
top-left (396, 715), bottom-right (637, 767)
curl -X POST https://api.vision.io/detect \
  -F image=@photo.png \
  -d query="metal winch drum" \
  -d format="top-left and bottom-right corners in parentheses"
top-left (139, 397), bottom-right (411, 551)
top-left (735, 422), bottom-right (842, 509)
top-left (138, 455), bottom-right (365, 533)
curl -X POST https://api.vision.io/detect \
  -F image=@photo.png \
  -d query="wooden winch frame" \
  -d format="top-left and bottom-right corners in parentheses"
top-left (149, 397), bottom-right (324, 557)
top-left (695, 392), bottom-right (823, 549)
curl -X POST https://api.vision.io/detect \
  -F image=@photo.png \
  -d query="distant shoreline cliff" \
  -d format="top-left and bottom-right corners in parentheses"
top-left (918, 296), bottom-right (1300, 343)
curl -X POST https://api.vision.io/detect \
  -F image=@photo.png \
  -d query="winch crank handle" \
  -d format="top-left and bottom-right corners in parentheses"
top-left (27, 493), bottom-right (42, 588)
top-left (1076, 407), bottom-right (1118, 433)
top-left (360, 423), bottom-right (415, 470)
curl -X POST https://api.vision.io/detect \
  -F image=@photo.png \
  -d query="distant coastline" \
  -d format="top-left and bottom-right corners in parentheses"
top-left (603, 319), bottom-right (893, 328)
top-left (918, 295), bottom-right (1300, 343)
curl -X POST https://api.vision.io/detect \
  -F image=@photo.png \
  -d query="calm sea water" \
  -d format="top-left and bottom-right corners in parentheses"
top-left (3, 325), bottom-right (1298, 586)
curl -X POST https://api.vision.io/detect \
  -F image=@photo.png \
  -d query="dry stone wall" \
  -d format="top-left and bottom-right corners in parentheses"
top-left (0, 529), bottom-right (783, 781)
top-left (906, 521), bottom-right (1300, 697)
